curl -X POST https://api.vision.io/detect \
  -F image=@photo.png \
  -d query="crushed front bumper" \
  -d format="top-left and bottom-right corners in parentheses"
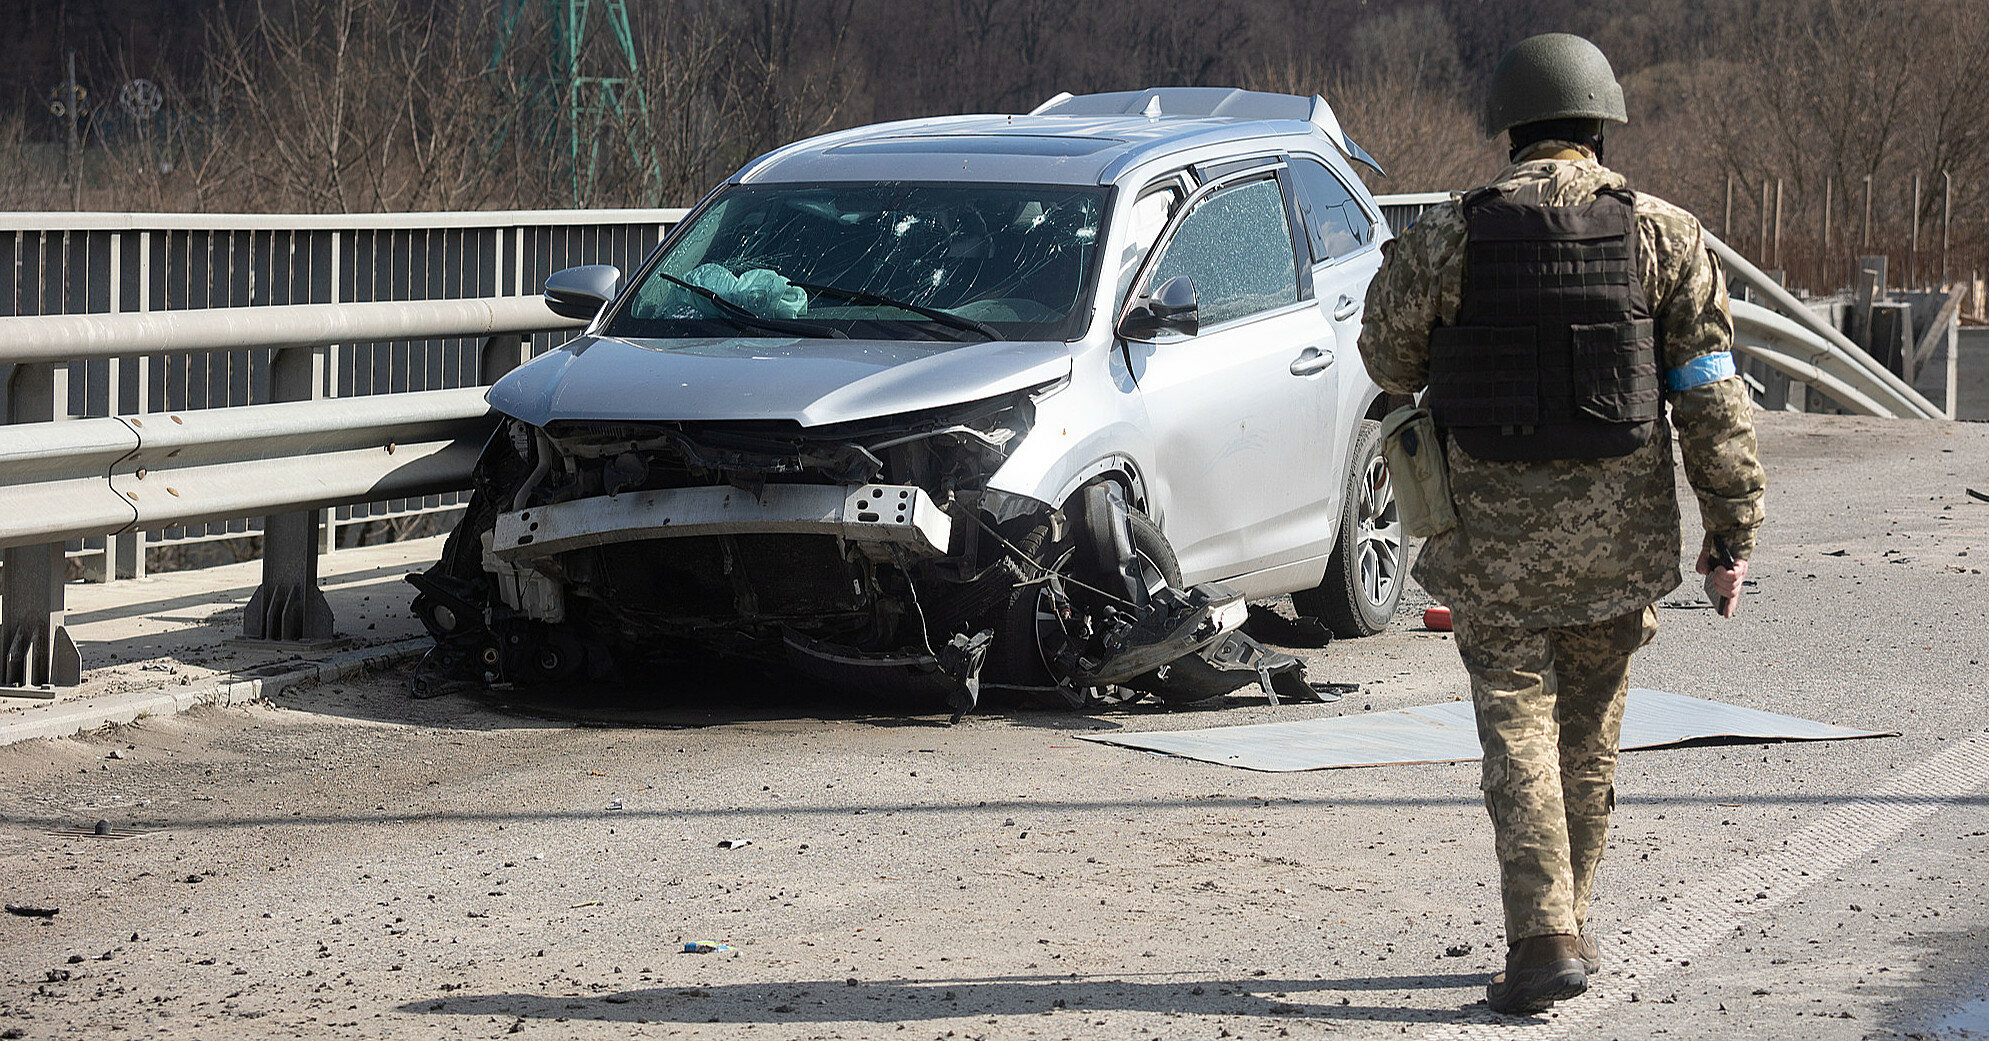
top-left (487, 483), bottom-right (955, 563)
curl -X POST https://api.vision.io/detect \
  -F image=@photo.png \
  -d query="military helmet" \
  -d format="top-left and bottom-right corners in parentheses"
top-left (1483, 33), bottom-right (1628, 138)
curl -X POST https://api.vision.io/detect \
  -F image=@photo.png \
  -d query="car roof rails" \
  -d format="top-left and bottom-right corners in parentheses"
top-left (1030, 88), bottom-right (1384, 176)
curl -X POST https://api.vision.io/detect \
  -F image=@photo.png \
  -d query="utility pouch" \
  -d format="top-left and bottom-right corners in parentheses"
top-left (1572, 318), bottom-right (1662, 423)
top-left (1379, 405), bottom-right (1457, 539)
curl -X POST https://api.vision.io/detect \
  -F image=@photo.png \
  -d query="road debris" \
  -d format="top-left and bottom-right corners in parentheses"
top-left (5, 904), bottom-right (58, 917)
top-left (683, 941), bottom-right (732, 954)
top-left (717, 839), bottom-right (752, 849)
top-left (1309, 682), bottom-right (1357, 702)
top-left (1241, 605), bottom-right (1333, 648)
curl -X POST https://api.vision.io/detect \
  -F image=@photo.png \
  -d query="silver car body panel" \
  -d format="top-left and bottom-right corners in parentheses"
top-left (487, 333), bottom-right (1072, 428)
top-left (488, 484), bottom-right (954, 563)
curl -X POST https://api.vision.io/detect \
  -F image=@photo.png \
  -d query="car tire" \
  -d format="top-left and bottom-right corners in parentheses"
top-left (987, 482), bottom-right (1181, 708)
top-left (1293, 418), bottom-right (1404, 637)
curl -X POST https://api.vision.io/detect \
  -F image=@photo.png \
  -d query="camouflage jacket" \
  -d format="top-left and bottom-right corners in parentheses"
top-left (1358, 145), bottom-right (1766, 628)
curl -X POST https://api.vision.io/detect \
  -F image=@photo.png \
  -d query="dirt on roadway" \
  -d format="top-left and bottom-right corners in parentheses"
top-left (0, 410), bottom-right (1985, 1041)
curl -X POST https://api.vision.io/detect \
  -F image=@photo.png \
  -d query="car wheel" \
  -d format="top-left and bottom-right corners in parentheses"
top-left (988, 482), bottom-right (1181, 708)
top-left (1294, 418), bottom-right (1404, 637)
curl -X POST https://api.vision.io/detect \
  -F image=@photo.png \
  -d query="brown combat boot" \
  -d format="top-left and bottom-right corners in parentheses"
top-left (1485, 933), bottom-right (1587, 1014)
top-left (1576, 932), bottom-right (1601, 974)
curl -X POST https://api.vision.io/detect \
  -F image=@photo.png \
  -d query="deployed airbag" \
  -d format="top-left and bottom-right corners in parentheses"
top-left (684, 264), bottom-right (809, 319)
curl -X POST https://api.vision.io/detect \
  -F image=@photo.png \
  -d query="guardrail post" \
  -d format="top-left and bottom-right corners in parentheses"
top-left (242, 346), bottom-right (335, 642)
top-left (480, 333), bottom-right (529, 383)
top-left (2, 362), bottom-right (81, 694)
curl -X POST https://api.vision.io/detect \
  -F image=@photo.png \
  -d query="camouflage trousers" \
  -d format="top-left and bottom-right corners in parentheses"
top-left (1452, 605), bottom-right (1659, 943)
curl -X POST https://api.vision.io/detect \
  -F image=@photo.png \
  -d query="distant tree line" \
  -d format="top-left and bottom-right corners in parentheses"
top-left (3, 0), bottom-right (1986, 291)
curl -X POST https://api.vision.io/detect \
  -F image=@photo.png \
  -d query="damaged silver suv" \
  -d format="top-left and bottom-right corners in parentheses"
top-left (410, 87), bottom-right (1404, 715)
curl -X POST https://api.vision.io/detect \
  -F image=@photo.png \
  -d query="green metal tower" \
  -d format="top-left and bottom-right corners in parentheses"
top-left (492, 0), bottom-right (663, 204)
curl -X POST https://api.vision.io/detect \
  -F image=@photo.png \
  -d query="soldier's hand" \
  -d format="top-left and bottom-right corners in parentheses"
top-left (1695, 547), bottom-right (1748, 619)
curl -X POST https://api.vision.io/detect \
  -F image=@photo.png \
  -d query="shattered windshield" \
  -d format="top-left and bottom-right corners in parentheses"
top-left (606, 182), bottom-right (1107, 342)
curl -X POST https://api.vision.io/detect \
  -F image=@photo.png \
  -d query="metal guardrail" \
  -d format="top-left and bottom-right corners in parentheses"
top-left (0, 207), bottom-right (686, 581)
top-left (0, 389), bottom-right (493, 551)
top-left (0, 294), bottom-right (583, 692)
top-left (1706, 235), bottom-right (1946, 419)
top-left (1, 296), bottom-right (573, 364)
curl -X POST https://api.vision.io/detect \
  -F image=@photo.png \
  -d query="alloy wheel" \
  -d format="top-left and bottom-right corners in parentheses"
top-left (1354, 452), bottom-right (1403, 610)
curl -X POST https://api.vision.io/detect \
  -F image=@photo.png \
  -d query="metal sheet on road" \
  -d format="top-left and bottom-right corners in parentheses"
top-left (1081, 689), bottom-right (1896, 771)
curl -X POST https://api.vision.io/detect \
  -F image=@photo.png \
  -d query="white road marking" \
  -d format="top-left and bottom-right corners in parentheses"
top-left (1418, 729), bottom-right (1989, 1038)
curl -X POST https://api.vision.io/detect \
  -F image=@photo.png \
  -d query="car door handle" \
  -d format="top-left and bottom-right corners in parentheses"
top-left (1290, 347), bottom-right (1334, 376)
top-left (1332, 295), bottom-right (1360, 321)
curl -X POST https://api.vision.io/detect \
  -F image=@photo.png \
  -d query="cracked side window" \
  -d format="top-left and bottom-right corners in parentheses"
top-left (1290, 157), bottom-right (1373, 262)
top-left (1143, 178), bottom-right (1298, 329)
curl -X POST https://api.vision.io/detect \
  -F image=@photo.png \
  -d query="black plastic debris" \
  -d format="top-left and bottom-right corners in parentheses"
top-left (1241, 605), bottom-right (1334, 649)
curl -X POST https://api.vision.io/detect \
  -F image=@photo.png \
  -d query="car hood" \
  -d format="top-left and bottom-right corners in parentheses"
top-left (488, 334), bottom-right (1073, 428)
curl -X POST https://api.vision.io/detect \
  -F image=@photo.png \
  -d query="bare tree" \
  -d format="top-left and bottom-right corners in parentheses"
top-left (0, 110), bottom-right (68, 210)
top-left (724, 0), bottom-right (860, 160)
top-left (92, 74), bottom-right (235, 211)
top-left (199, 0), bottom-right (532, 212)
top-left (629, 5), bottom-right (740, 205)
top-left (1249, 4), bottom-right (1490, 193)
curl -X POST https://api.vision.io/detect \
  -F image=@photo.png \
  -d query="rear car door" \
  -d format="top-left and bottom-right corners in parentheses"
top-left (1123, 168), bottom-right (1342, 587)
top-left (1288, 154), bottom-right (1385, 491)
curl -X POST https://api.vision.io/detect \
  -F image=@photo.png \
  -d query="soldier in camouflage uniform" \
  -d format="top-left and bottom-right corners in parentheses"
top-left (1356, 34), bottom-right (1766, 1014)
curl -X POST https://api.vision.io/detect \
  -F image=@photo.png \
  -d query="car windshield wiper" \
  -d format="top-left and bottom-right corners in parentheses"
top-left (652, 271), bottom-right (848, 339)
top-left (789, 281), bottom-right (1003, 342)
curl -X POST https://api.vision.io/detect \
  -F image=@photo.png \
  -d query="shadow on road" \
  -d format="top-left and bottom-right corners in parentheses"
top-left (401, 971), bottom-right (1526, 1027)
top-left (275, 647), bottom-right (1241, 735)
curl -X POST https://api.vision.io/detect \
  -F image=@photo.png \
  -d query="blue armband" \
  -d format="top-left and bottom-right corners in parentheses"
top-left (1665, 352), bottom-right (1737, 392)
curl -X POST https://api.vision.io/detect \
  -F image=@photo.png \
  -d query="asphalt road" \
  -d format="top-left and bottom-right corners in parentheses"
top-left (1, 409), bottom-right (1984, 1041)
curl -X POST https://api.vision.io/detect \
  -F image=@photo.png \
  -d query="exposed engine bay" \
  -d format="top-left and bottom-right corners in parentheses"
top-left (408, 388), bottom-right (1329, 717)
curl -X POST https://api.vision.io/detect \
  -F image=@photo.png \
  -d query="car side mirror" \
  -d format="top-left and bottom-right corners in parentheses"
top-left (543, 264), bottom-right (622, 321)
top-left (1118, 274), bottom-right (1199, 341)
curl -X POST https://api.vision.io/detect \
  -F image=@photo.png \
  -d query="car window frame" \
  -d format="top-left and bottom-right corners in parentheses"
top-left (1287, 152), bottom-right (1379, 269)
top-left (1113, 172), bottom-right (1191, 311)
top-left (1274, 159), bottom-right (1317, 301)
top-left (1118, 162), bottom-right (1312, 339)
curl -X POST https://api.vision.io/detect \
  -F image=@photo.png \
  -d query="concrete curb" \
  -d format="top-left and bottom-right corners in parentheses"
top-left (0, 638), bottom-right (430, 748)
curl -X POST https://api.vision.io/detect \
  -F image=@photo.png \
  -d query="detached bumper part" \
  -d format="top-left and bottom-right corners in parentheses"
top-left (1195, 629), bottom-right (1313, 704)
top-left (1061, 582), bottom-right (1247, 687)
top-left (1060, 581), bottom-right (1312, 704)
top-left (1124, 630), bottom-right (1314, 707)
top-left (488, 483), bottom-right (954, 563)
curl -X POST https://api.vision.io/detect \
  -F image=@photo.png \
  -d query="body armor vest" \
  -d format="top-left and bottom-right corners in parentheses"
top-left (1425, 186), bottom-right (1660, 462)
